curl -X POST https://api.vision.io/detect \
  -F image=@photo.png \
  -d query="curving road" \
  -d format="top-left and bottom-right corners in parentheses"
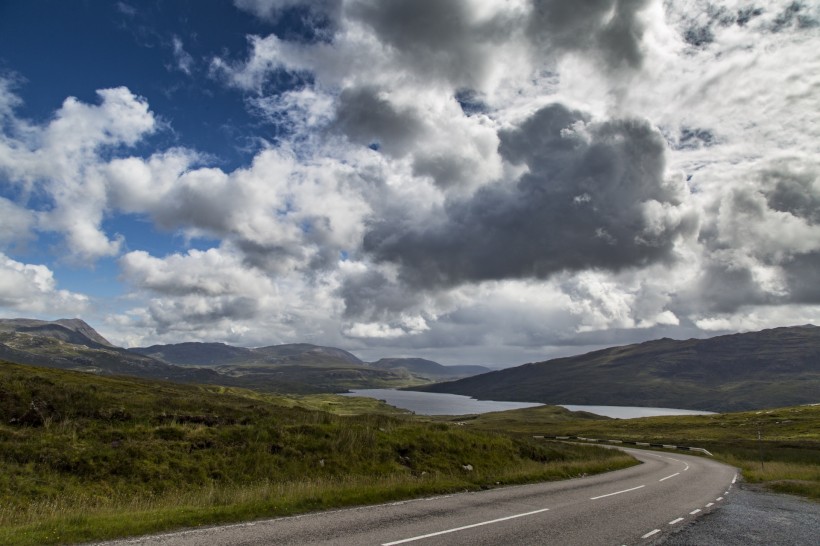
top-left (100, 448), bottom-right (737, 546)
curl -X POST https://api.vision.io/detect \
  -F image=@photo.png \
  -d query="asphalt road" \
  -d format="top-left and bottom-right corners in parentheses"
top-left (98, 448), bottom-right (737, 546)
top-left (662, 483), bottom-right (820, 545)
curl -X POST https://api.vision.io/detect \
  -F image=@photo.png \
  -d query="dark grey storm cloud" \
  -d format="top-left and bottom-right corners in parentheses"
top-left (345, 0), bottom-right (654, 88)
top-left (147, 296), bottom-right (261, 334)
top-left (345, 0), bottom-right (513, 88)
top-left (781, 253), bottom-right (820, 303)
top-left (331, 86), bottom-right (426, 156)
top-left (686, 261), bottom-right (776, 313)
top-left (527, 0), bottom-right (652, 71)
top-left (684, 250), bottom-right (820, 314)
top-left (687, 164), bottom-right (820, 312)
top-left (411, 153), bottom-right (476, 190)
top-left (337, 268), bottom-right (419, 320)
top-left (361, 103), bottom-right (697, 289)
top-left (764, 167), bottom-right (820, 223)
top-left (756, 166), bottom-right (820, 303)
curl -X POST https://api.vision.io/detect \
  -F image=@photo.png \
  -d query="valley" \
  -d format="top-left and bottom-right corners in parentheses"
top-left (0, 361), bottom-right (633, 545)
top-left (0, 318), bottom-right (818, 544)
top-left (414, 325), bottom-right (820, 412)
top-left (0, 319), bottom-right (489, 395)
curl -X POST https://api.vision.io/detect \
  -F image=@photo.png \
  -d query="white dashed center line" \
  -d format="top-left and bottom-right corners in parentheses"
top-left (690, 509), bottom-right (701, 515)
top-left (659, 472), bottom-right (680, 482)
top-left (641, 529), bottom-right (661, 539)
top-left (590, 485), bottom-right (645, 500)
top-left (669, 517), bottom-right (684, 525)
top-left (381, 508), bottom-right (551, 545)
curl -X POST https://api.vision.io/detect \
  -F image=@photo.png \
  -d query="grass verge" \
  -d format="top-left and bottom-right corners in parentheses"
top-left (462, 403), bottom-right (820, 500)
top-left (0, 455), bottom-right (635, 546)
top-left (0, 362), bottom-right (636, 545)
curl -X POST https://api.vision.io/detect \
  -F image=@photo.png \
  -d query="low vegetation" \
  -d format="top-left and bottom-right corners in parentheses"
top-left (461, 403), bottom-right (820, 500)
top-left (0, 361), bottom-right (635, 545)
top-left (416, 325), bottom-right (820, 412)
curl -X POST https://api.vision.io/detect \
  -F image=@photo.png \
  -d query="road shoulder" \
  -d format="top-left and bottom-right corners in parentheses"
top-left (661, 484), bottom-right (819, 546)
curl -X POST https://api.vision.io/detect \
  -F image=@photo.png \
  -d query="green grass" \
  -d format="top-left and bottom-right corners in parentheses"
top-left (462, 403), bottom-right (820, 500)
top-left (0, 361), bottom-right (636, 545)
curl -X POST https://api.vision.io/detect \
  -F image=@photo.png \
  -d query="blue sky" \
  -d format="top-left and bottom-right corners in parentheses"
top-left (0, 1), bottom-right (282, 152)
top-left (1, 1), bottom-right (819, 365)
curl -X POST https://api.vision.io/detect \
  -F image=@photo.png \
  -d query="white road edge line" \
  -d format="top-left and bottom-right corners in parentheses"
top-left (732, 474), bottom-right (737, 484)
top-left (669, 517), bottom-right (684, 525)
top-left (590, 485), bottom-right (645, 500)
top-left (641, 529), bottom-right (661, 539)
top-left (381, 508), bottom-right (550, 545)
top-left (659, 472), bottom-right (680, 482)
top-left (690, 509), bottom-right (701, 515)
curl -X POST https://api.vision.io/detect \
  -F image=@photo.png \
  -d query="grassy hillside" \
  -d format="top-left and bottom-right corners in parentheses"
top-left (371, 358), bottom-right (490, 380)
top-left (0, 361), bottom-right (635, 545)
top-left (0, 318), bottom-right (477, 393)
top-left (0, 326), bottom-right (427, 394)
top-left (0, 318), bottom-right (114, 347)
top-left (460, 403), bottom-right (820, 500)
top-left (416, 325), bottom-right (820, 411)
top-left (0, 331), bottom-right (223, 383)
top-left (131, 342), bottom-right (365, 367)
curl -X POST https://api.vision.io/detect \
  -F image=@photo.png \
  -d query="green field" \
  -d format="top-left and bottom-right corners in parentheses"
top-left (0, 362), bottom-right (635, 545)
top-left (459, 403), bottom-right (820, 500)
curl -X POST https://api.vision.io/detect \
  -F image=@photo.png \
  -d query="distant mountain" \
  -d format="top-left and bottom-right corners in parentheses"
top-left (131, 341), bottom-right (423, 391)
top-left (0, 318), bottom-right (114, 348)
top-left (414, 325), bottom-right (820, 412)
top-left (371, 358), bottom-right (490, 379)
top-left (130, 342), bottom-right (256, 366)
top-left (0, 323), bottom-right (223, 385)
top-left (0, 319), bottom-right (428, 393)
top-left (0, 329), bottom-right (361, 394)
top-left (253, 344), bottom-right (364, 366)
top-left (132, 342), bottom-right (364, 368)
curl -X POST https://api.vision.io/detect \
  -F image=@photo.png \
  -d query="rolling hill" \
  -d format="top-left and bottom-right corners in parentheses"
top-left (0, 318), bottom-right (474, 393)
top-left (130, 342), bottom-right (365, 368)
top-left (0, 318), bottom-right (224, 384)
top-left (370, 358), bottom-right (490, 380)
top-left (414, 325), bottom-right (820, 412)
top-left (130, 342), bottom-right (439, 391)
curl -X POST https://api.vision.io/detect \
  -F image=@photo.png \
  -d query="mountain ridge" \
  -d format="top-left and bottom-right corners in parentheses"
top-left (0, 318), bottom-right (481, 393)
top-left (0, 318), bottom-right (114, 348)
top-left (370, 358), bottom-right (490, 379)
top-left (413, 325), bottom-right (820, 412)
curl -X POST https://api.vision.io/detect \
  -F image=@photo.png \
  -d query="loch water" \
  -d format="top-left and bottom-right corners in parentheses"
top-left (343, 389), bottom-right (717, 418)
top-left (342, 389), bottom-right (542, 415)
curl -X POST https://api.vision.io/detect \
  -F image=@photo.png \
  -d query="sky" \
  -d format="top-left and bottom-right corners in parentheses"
top-left (0, 0), bottom-right (819, 366)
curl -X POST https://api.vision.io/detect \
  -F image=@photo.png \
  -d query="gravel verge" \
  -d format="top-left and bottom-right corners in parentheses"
top-left (661, 484), bottom-right (819, 546)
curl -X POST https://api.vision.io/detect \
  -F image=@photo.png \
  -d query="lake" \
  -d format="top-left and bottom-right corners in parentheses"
top-left (559, 405), bottom-right (717, 419)
top-left (342, 389), bottom-right (543, 415)
top-left (343, 389), bottom-right (717, 418)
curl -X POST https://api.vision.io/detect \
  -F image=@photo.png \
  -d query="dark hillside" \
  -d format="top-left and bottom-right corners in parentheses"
top-left (416, 325), bottom-right (820, 412)
top-left (0, 318), bottom-right (113, 349)
top-left (131, 342), bottom-right (256, 366)
top-left (0, 319), bottom-right (424, 393)
top-left (254, 343), bottom-right (364, 365)
top-left (371, 358), bottom-right (490, 379)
